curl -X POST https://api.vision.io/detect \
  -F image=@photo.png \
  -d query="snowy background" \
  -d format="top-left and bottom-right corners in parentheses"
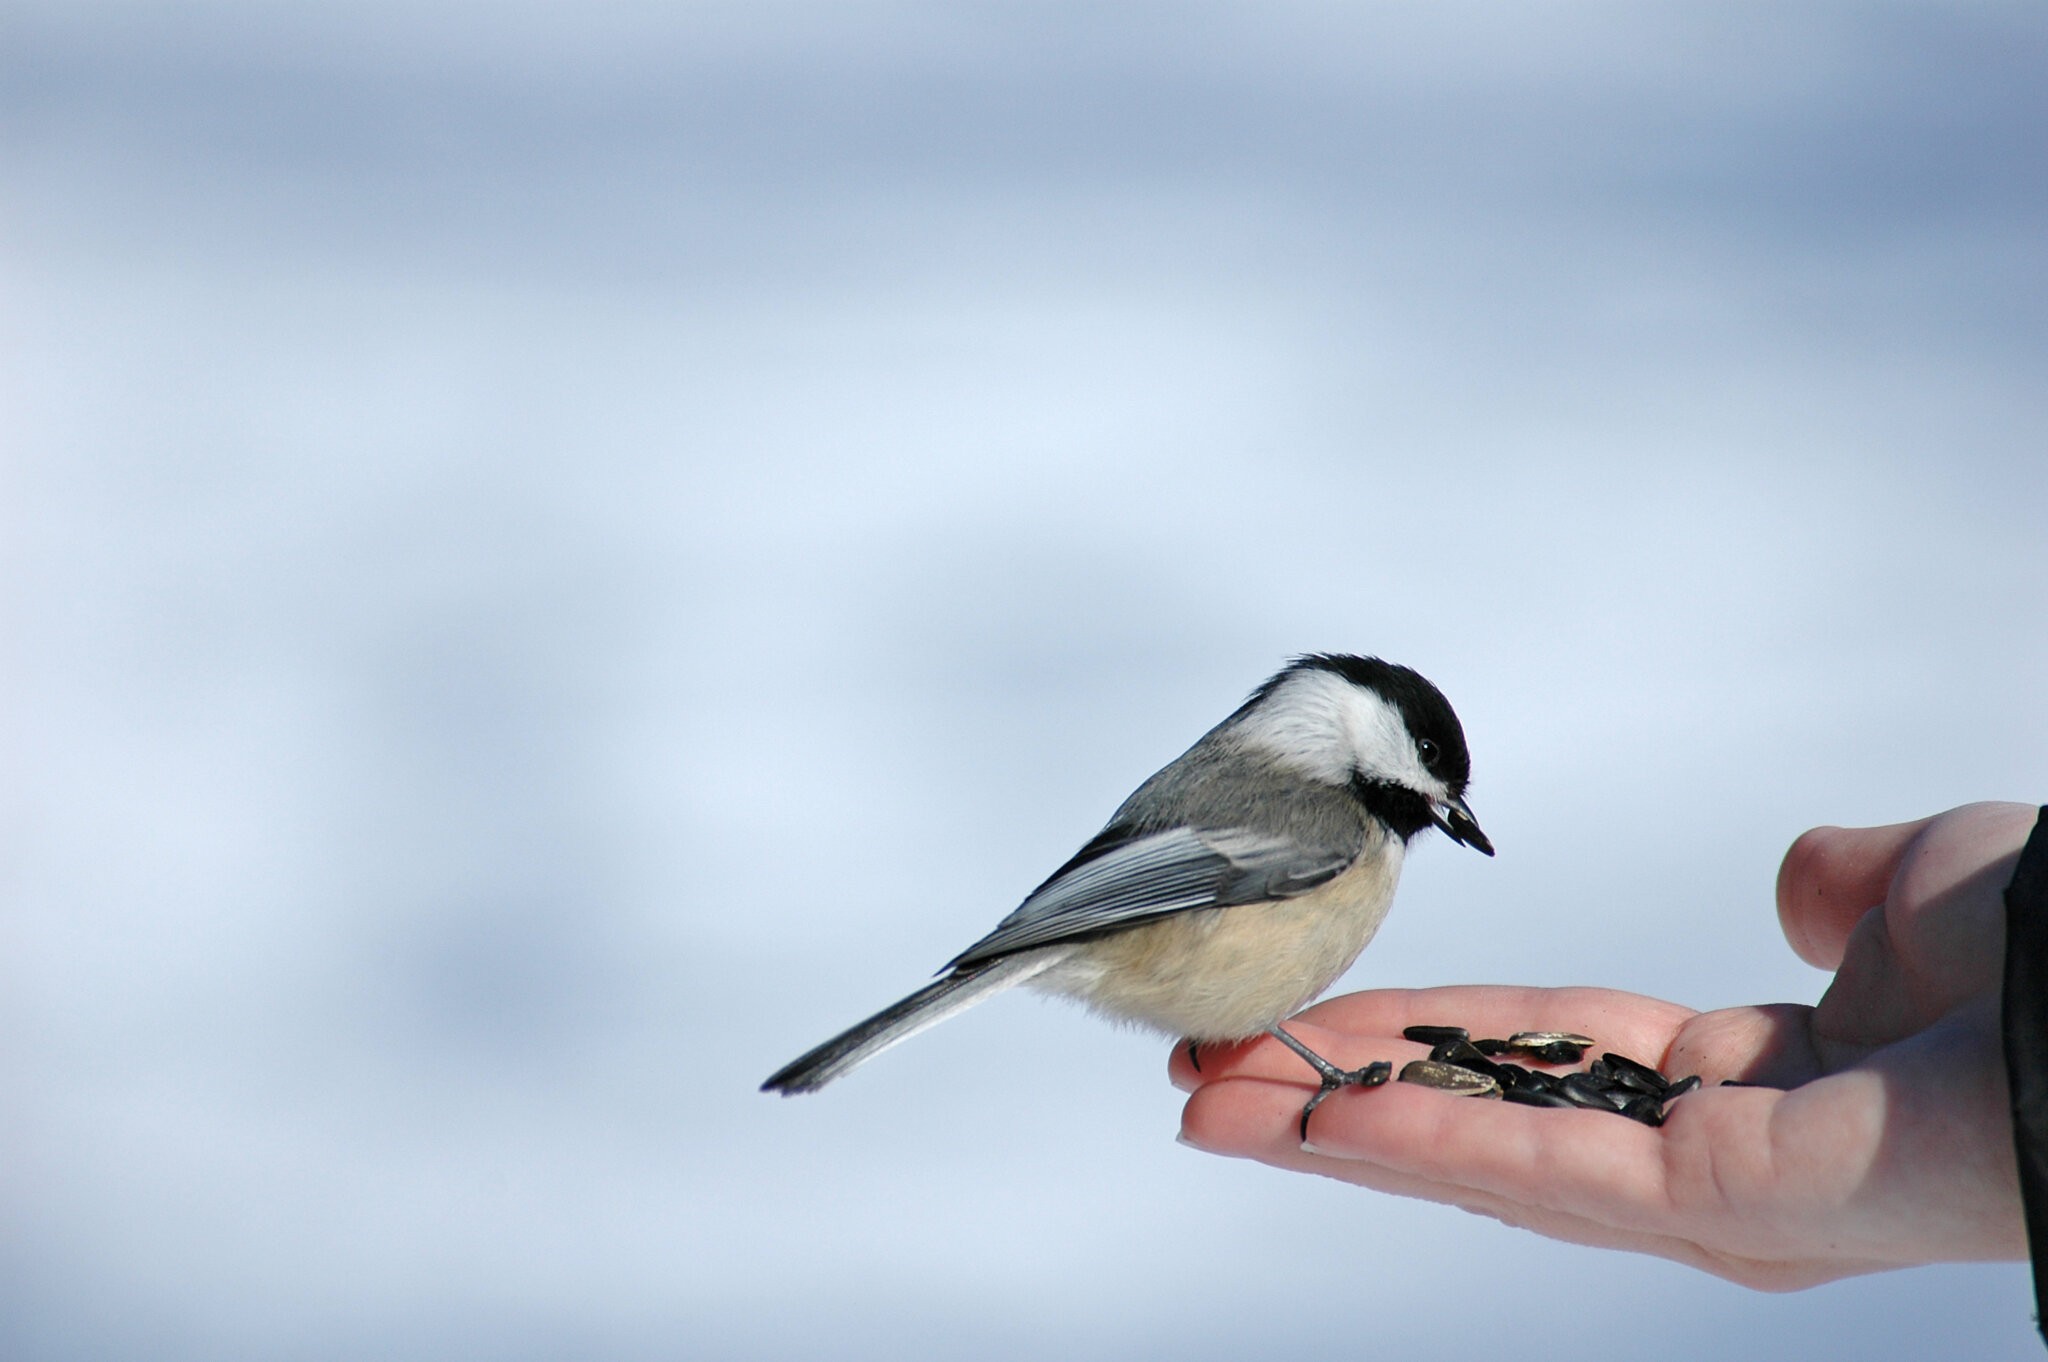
top-left (5, 2), bottom-right (2047, 1358)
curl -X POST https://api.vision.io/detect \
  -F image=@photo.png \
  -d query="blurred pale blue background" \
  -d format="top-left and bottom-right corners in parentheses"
top-left (5, 2), bottom-right (2047, 1358)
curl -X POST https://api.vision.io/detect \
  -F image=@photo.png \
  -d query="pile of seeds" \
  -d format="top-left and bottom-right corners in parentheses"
top-left (1395, 1026), bottom-right (1700, 1127)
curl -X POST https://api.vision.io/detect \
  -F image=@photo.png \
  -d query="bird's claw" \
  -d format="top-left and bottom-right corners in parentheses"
top-left (1297, 1061), bottom-right (1391, 1143)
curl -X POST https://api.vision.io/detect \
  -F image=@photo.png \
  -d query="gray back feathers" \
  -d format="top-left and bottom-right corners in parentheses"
top-left (944, 726), bottom-right (1369, 970)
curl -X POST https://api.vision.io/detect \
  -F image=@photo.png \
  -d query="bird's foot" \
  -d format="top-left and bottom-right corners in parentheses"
top-left (1266, 1025), bottom-right (1392, 1143)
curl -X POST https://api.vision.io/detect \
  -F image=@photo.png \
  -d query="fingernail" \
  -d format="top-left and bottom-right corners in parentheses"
top-left (1175, 1131), bottom-right (1208, 1151)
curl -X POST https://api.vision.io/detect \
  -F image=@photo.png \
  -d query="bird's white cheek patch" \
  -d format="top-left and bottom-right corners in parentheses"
top-left (1235, 669), bottom-right (1430, 791)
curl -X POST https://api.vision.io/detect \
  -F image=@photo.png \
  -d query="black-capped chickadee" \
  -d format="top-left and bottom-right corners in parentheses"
top-left (762, 654), bottom-right (1492, 1123)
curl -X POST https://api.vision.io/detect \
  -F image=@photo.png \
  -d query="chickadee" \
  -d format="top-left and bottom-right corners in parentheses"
top-left (761, 654), bottom-right (1492, 1127)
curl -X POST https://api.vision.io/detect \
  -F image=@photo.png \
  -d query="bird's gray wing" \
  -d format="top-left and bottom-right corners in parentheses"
top-left (943, 825), bottom-right (1353, 970)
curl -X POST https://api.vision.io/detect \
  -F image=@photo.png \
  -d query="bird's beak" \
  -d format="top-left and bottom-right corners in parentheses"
top-left (1432, 794), bottom-right (1494, 857)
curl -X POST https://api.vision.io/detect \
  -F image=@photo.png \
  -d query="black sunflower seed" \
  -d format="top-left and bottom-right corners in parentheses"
top-left (1599, 1052), bottom-right (1669, 1096)
top-left (1503, 1086), bottom-right (1577, 1109)
top-left (1659, 1074), bottom-right (1702, 1102)
top-left (1398, 1060), bottom-right (1501, 1097)
top-left (1537, 1042), bottom-right (1588, 1064)
top-left (1503, 1033), bottom-right (1594, 1064)
top-left (1489, 1061), bottom-right (1536, 1089)
top-left (1508, 1032), bottom-right (1595, 1048)
top-left (1559, 1073), bottom-right (1629, 1112)
top-left (1391, 1021), bottom-right (1717, 1126)
top-left (1429, 1038), bottom-right (1494, 1068)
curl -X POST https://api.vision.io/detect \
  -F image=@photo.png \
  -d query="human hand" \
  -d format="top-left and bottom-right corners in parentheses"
top-left (1173, 802), bottom-right (2039, 1288)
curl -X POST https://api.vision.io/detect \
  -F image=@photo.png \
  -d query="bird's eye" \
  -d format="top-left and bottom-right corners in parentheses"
top-left (1416, 738), bottom-right (1441, 768)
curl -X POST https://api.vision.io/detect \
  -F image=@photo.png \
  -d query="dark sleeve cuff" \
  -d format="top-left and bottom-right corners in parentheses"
top-left (2002, 805), bottom-right (2048, 1350)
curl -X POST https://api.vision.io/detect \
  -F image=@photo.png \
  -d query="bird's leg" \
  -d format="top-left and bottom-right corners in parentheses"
top-left (1267, 1026), bottom-right (1392, 1143)
top-left (1186, 1039), bottom-right (1203, 1073)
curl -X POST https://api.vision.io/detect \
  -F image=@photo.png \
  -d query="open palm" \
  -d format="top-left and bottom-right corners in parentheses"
top-left (1173, 802), bottom-right (2036, 1288)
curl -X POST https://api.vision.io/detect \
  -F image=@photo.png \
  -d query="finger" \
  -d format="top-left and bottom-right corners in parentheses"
top-left (1174, 986), bottom-right (1697, 1090)
top-left (1169, 1035), bottom-right (1262, 1091)
top-left (1185, 1061), bottom-right (1924, 1269)
top-left (1207, 1001), bottom-right (1828, 1091)
top-left (1665, 1003), bottom-right (1825, 1087)
top-left (1776, 819), bottom-right (1933, 969)
top-left (1300, 985), bottom-right (1698, 1059)
top-left (1181, 1071), bottom-right (1887, 1284)
top-left (1878, 803), bottom-right (2037, 1006)
top-left (1806, 805), bottom-right (2037, 1047)
top-left (1182, 1068), bottom-right (1665, 1202)
top-left (1177, 1077), bottom-right (1883, 1290)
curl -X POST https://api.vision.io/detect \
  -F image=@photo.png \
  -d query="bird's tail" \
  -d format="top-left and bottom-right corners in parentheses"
top-left (761, 951), bottom-right (1065, 1095)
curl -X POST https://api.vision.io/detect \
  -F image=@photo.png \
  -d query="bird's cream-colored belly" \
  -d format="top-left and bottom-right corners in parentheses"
top-left (1030, 843), bottom-right (1404, 1040)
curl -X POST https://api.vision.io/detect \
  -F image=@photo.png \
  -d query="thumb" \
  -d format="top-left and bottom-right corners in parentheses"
top-left (1776, 818), bottom-right (1933, 969)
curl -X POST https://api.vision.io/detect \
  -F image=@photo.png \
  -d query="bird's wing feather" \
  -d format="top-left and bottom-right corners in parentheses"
top-left (944, 825), bottom-right (1353, 970)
